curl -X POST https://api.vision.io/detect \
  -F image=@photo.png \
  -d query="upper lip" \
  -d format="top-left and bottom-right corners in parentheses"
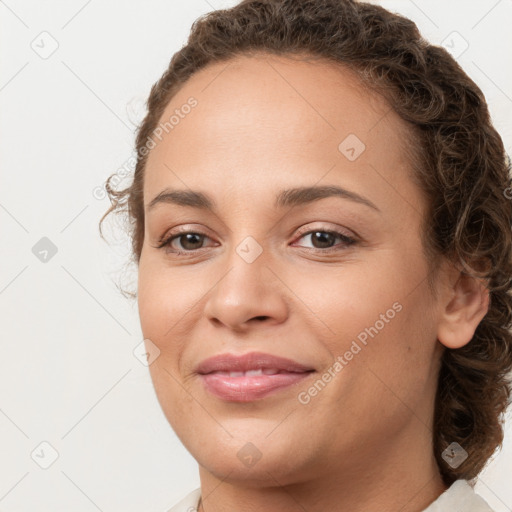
top-left (196, 351), bottom-right (315, 374)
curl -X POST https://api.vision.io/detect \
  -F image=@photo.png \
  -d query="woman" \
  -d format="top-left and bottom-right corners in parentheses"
top-left (100, 0), bottom-right (512, 510)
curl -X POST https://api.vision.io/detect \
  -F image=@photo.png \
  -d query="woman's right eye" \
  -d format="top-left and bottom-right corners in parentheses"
top-left (156, 231), bottom-right (214, 255)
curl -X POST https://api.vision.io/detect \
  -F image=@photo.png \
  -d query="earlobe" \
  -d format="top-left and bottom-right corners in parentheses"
top-left (437, 272), bottom-right (490, 350)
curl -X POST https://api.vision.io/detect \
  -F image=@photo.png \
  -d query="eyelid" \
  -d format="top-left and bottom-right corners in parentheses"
top-left (157, 222), bottom-right (356, 245)
top-left (293, 223), bottom-right (357, 241)
top-left (157, 224), bottom-right (213, 244)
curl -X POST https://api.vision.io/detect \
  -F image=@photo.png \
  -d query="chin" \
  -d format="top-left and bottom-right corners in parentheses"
top-left (187, 430), bottom-right (314, 486)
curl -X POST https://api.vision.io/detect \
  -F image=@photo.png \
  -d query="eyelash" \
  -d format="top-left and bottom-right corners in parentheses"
top-left (155, 225), bottom-right (357, 256)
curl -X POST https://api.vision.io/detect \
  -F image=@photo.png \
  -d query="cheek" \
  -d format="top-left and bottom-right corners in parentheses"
top-left (137, 256), bottom-right (196, 343)
top-left (137, 260), bottom-right (186, 390)
top-left (137, 264), bottom-right (167, 341)
top-left (291, 254), bottom-right (437, 383)
top-left (137, 256), bottom-right (215, 394)
top-left (287, 259), bottom-right (402, 341)
top-left (137, 260), bottom-right (197, 425)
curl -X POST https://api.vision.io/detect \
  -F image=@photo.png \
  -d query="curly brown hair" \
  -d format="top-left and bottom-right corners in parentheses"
top-left (99, 0), bottom-right (512, 486)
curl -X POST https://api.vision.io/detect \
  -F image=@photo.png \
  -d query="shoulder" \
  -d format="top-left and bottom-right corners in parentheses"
top-left (422, 479), bottom-right (494, 512)
top-left (166, 488), bottom-right (201, 512)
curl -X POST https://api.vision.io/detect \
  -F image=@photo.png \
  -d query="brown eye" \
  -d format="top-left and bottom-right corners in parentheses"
top-left (157, 230), bottom-right (215, 254)
top-left (307, 231), bottom-right (337, 249)
top-left (293, 228), bottom-right (356, 252)
top-left (174, 233), bottom-right (206, 251)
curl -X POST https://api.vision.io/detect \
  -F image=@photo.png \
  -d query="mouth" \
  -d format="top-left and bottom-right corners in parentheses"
top-left (196, 352), bottom-right (316, 402)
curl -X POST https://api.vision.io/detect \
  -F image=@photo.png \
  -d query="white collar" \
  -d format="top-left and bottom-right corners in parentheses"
top-left (422, 479), bottom-right (493, 512)
top-left (167, 479), bottom-right (494, 511)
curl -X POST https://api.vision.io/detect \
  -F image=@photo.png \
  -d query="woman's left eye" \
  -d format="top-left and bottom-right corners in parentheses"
top-left (155, 227), bottom-right (357, 255)
top-left (292, 229), bottom-right (357, 252)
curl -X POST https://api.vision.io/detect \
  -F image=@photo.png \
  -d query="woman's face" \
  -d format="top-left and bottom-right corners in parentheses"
top-left (137, 54), bottom-right (446, 485)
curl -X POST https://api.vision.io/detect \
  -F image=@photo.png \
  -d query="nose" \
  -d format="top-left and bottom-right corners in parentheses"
top-left (203, 248), bottom-right (289, 332)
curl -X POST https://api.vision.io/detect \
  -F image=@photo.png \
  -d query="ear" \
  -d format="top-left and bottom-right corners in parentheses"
top-left (437, 268), bottom-right (490, 349)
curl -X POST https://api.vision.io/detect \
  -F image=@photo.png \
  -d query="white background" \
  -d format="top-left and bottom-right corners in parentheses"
top-left (1, 0), bottom-right (511, 510)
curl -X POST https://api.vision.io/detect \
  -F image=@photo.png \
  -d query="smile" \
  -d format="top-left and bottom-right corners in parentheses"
top-left (199, 370), bottom-right (313, 402)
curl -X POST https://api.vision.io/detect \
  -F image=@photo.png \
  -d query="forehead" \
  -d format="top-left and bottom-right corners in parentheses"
top-left (143, 53), bottom-right (418, 215)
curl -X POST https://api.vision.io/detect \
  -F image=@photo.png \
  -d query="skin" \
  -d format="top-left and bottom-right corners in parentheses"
top-left (137, 53), bottom-right (489, 512)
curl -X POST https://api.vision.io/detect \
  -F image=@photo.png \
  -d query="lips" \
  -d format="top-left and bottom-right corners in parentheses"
top-left (196, 351), bottom-right (315, 402)
top-left (196, 351), bottom-right (315, 375)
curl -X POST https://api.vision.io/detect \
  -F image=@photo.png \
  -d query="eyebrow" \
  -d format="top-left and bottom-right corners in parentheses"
top-left (146, 185), bottom-right (380, 213)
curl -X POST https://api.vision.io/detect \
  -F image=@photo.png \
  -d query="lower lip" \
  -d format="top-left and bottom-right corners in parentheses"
top-left (200, 372), bottom-right (313, 402)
